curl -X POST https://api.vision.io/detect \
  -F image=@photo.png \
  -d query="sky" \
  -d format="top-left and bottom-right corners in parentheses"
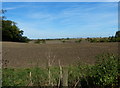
top-left (2, 0), bottom-right (120, 2)
top-left (2, 2), bottom-right (118, 39)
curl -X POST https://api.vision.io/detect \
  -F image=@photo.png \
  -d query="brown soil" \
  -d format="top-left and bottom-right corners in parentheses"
top-left (2, 41), bottom-right (118, 68)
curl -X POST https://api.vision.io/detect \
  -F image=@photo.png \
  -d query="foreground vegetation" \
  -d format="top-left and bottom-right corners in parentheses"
top-left (2, 53), bottom-right (119, 87)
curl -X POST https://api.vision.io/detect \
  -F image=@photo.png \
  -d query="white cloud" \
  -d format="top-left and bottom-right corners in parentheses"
top-left (3, 7), bottom-right (17, 10)
top-left (3, 5), bottom-right (27, 10)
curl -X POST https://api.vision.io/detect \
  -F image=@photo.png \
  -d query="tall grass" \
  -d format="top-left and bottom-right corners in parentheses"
top-left (2, 53), bottom-right (119, 87)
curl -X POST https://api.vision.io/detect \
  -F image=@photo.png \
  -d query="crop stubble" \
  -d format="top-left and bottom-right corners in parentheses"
top-left (2, 42), bottom-right (118, 68)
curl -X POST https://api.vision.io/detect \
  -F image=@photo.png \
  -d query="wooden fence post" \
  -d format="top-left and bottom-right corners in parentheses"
top-left (62, 67), bottom-right (68, 87)
top-left (58, 60), bottom-right (62, 88)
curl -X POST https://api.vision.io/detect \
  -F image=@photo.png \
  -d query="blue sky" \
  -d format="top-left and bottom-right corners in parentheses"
top-left (2, 0), bottom-right (120, 2)
top-left (3, 2), bottom-right (118, 39)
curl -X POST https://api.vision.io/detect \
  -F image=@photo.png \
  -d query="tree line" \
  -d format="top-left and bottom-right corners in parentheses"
top-left (86, 31), bottom-right (120, 43)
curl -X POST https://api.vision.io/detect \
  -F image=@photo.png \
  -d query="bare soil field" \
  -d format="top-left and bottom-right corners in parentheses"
top-left (2, 41), bottom-right (118, 68)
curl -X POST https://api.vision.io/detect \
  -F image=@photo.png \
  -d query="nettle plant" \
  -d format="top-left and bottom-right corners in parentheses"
top-left (93, 53), bottom-right (119, 87)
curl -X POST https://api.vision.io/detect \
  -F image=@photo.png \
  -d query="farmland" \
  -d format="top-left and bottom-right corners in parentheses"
top-left (1, 2), bottom-right (119, 87)
top-left (2, 40), bottom-right (118, 68)
top-left (2, 40), bottom-right (119, 87)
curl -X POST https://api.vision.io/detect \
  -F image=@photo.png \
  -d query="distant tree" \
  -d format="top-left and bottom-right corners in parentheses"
top-left (115, 31), bottom-right (120, 38)
top-left (66, 37), bottom-right (69, 40)
top-left (34, 39), bottom-right (46, 44)
top-left (61, 40), bottom-right (65, 43)
top-left (75, 39), bottom-right (82, 43)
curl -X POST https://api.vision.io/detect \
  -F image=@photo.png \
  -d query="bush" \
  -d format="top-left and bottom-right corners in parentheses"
top-left (89, 38), bottom-right (98, 43)
top-left (19, 36), bottom-right (30, 43)
top-left (116, 37), bottom-right (120, 42)
top-left (92, 53), bottom-right (119, 87)
top-left (66, 38), bottom-right (70, 40)
top-left (108, 36), bottom-right (116, 42)
top-left (99, 38), bottom-right (108, 42)
top-left (75, 39), bottom-right (82, 43)
top-left (61, 40), bottom-right (65, 43)
top-left (68, 53), bottom-right (119, 87)
top-left (35, 39), bottom-right (46, 44)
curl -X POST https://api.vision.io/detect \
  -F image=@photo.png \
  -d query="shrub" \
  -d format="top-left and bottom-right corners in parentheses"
top-left (66, 38), bottom-right (70, 40)
top-left (99, 38), bottom-right (108, 42)
top-left (19, 36), bottom-right (30, 43)
top-left (75, 39), bottom-right (82, 43)
top-left (34, 39), bottom-right (40, 44)
top-left (116, 37), bottom-right (120, 42)
top-left (89, 38), bottom-right (98, 43)
top-left (93, 53), bottom-right (119, 87)
top-left (34, 39), bottom-right (46, 44)
top-left (68, 53), bottom-right (119, 87)
top-left (61, 40), bottom-right (65, 43)
top-left (108, 36), bottom-right (116, 42)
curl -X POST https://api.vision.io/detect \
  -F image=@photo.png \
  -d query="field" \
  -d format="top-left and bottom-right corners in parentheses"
top-left (2, 40), bottom-right (118, 68)
top-left (2, 41), bottom-right (119, 87)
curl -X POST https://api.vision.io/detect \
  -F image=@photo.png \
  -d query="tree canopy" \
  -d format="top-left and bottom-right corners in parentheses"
top-left (1, 10), bottom-right (29, 42)
top-left (115, 31), bottom-right (120, 38)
